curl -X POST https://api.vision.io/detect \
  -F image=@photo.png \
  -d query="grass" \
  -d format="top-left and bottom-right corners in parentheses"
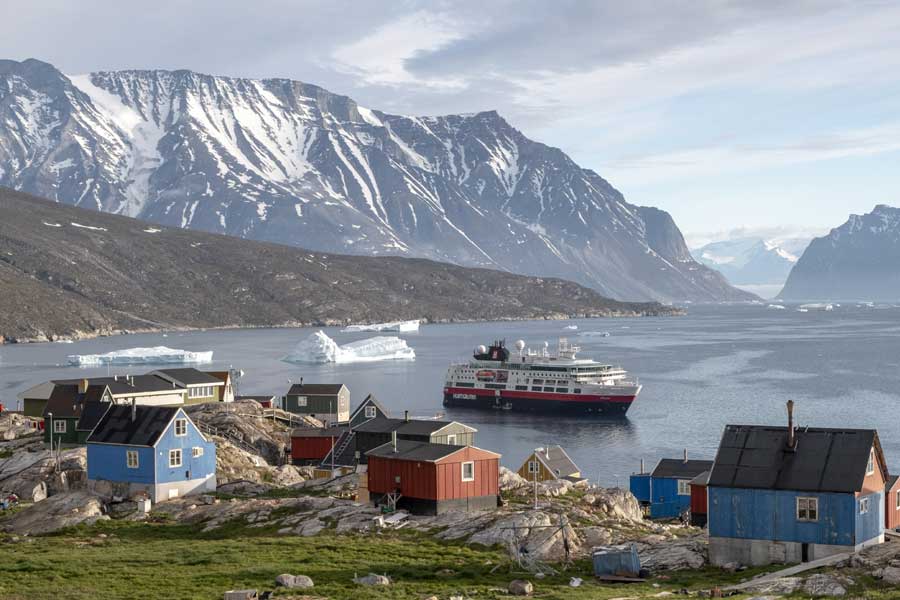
top-left (0, 447), bottom-right (13, 459)
top-left (1, 516), bottom-right (897, 599)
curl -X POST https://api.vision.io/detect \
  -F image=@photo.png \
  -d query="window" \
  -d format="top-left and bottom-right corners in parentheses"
top-left (53, 419), bottom-right (67, 433)
top-left (174, 419), bottom-right (187, 437)
top-left (126, 450), bottom-right (139, 469)
top-left (860, 497), bottom-right (870, 514)
top-left (896, 492), bottom-right (900, 510)
top-left (447, 434), bottom-right (457, 445)
top-left (461, 461), bottom-right (475, 482)
top-left (515, 385), bottom-right (528, 391)
top-left (528, 460), bottom-right (539, 474)
top-left (797, 497), bottom-right (819, 521)
top-left (297, 396), bottom-right (308, 407)
top-left (867, 449), bottom-right (875, 475)
top-left (169, 449), bottom-right (182, 468)
top-left (192, 447), bottom-right (204, 458)
top-left (365, 406), bottom-right (377, 418)
top-left (189, 385), bottom-right (215, 398)
top-left (677, 480), bottom-right (691, 496)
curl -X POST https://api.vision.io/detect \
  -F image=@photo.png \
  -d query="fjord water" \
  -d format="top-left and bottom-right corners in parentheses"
top-left (2, 305), bottom-right (899, 486)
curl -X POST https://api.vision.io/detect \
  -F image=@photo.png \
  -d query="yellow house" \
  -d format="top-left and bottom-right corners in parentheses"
top-left (517, 445), bottom-right (584, 483)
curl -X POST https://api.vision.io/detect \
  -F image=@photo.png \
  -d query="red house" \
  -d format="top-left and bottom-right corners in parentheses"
top-left (689, 470), bottom-right (710, 527)
top-left (366, 440), bottom-right (500, 515)
top-left (291, 427), bottom-right (348, 465)
top-left (886, 475), bottom-right (900, 530)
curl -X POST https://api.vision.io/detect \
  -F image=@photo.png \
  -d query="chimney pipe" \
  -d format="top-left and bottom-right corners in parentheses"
top-left (683, 448), bottom-right (688, 463)
top-left (640, 458), bottom-right (645, 474)
top-left (391, 430), bottom-right (398, 453)
top-left (80, 378), bottom-right (89, 394)
top-left (131, 398), bottom-right (136, 423)
top-left (404, 410), bottom-right (409, 423)
top-left (299, 377), bottom-right (303, 387)
top-left (787, 400), bottom-right (796, 450)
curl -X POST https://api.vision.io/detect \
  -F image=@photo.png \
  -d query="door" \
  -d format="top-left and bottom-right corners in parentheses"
top-left (801, 543), bottom-right (810, 562)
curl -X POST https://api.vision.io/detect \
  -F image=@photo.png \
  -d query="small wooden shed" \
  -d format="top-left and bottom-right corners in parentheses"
top-left (366, 440), bottom-right (500, 515)
top-left (885, 475), bottom-right (900, 531)
top-left (291, 426), bottom-right (348, 465)
top-left (689, 470), bottom-right (710, 527)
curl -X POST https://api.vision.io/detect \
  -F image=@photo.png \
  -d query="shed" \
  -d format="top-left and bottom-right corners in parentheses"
top-left (291, 426), bottom-right (349, 465)
top-left (886, 475), bottom-right (900, 531)
top-left (517, 446), bottom-right (584, 483)
top-left (689, 471), bottom-right (710, 527)
top-left (366, 440), bottom-right (500, 515)
top-left (592, 543), bottom-right (641, 578)
top-left (629, 456), bottom-right (713, 520)
top-left (708, 413), bottom-right (887, 567)
top-left (284, 383), bottom-right (350, 425)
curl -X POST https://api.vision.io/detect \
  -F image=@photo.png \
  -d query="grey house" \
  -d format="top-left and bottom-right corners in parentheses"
top-left (284, 383), bottom-right (350, 425)
top-left (352, 414), bottom-right (477, 464)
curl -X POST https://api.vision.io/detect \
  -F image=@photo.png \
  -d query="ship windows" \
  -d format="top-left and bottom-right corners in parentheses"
top-left (574, 389), bottom-right (581, 393)
top-left (515, 385), bottom-right (528, 391)
top-left (531, 387), bottom-right (542, 392)
top-left (456, 382), bottom-right (475, 388)
top-left (485, 383), bottom-right (505, 389)
top-left (556, 388), bottom-right (568, 393)
top-left (532, 379), bottom-right (544, 385)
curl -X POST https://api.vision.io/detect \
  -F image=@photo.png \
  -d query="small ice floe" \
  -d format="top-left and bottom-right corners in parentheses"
top-left (43, 222), bottom-right (62, 228)
top-left (342, 320), bottom-right (420, 333)
top-left (70, 222), bottom-right (107, 232)
top-left (143, 227), bottom-right (162, 233)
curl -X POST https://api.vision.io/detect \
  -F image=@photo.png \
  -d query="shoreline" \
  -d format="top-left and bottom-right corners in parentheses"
top-left (0, 308), bottom-right (685, 346)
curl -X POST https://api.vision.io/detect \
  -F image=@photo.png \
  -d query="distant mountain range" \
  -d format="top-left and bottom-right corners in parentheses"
top-left (0, 187), bottom-right (679, 343)
top-left (0, 58), bottom-right (751, 303)
top-left (779, 205), bottom-right (900, 302)
top-left (692, 236), bottom-right (811, 298)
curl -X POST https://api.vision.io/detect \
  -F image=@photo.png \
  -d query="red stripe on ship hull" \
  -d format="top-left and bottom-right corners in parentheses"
top-left (444, 387), bottom-right (636, 404)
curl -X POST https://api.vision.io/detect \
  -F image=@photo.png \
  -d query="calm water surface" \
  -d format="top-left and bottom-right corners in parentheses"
top-left (3, 305), bottom-right (899, 486)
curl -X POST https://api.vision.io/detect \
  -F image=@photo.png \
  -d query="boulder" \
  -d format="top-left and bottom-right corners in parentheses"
top-left (745, 577), bottom-right (802, 595)
top-left (508, 579), bottom-right (534, 596)
top-left (354, 573), bottom-right (390, 586)
top-left (880, 565), bottom-right (900, 584)
top-left (802, 574), bottom-right (846, 597)
top-left (468, 511), bottom-right (580, 561)
top-left (275, 574), bottom-right (314, 589)
top-left (499, 467), bottom-right (528, 491)
top-left (638, 536), bottom-right (706, 571)
top-left (2, 491), bottom-right (106, 534)
top-left (583, 487), bottom-right (643, 522)
top-left (270, 465), bottom-right (306, 487)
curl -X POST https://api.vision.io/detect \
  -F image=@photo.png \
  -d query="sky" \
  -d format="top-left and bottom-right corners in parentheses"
top-left (2, 0), bottom-right (898, 244)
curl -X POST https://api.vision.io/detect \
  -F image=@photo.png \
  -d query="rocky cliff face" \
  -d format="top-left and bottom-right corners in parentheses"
top-left (0, 58), bottom-right (751, 302)
top-left (779, 205), bottom-right (900, 302)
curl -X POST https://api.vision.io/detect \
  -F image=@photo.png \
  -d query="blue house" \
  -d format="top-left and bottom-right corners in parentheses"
top-left (630, 456), bottom-right (713, 520)
top-left (87, 404), bottom-right (216, 503)
top-left (708, 417), bottom-right (887, 567)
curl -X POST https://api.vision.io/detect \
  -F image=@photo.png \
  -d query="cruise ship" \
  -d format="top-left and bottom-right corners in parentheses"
top-left (443, 339), bottom-right (641, 415)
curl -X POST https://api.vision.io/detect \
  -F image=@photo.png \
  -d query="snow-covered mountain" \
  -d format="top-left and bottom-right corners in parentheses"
top-left (779, 205), bottom-right (900, 302)
top-left (0, 58), bottom-right (752, 302)
top-left (692, 236), bottom-right (810, 297)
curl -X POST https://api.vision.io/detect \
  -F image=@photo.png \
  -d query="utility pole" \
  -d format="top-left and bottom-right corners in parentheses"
top-left (533, 449), bottom-right (539, 510)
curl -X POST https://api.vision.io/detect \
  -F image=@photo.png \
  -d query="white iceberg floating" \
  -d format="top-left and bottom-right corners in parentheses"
top-left (341, 319), bottom-right (420, 333)
top-left (564, 325), bottom-right (578, 330)
top-left (283, 331), bottom-right (415, 364)
top-left (578, 331), bottom-right (610, 337)
top-left (67, 346), bottom-right (214, 366)
top-left (767, 304), bottom-right (786, 310)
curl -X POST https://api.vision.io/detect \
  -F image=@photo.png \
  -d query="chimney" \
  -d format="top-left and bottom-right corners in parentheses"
top-left (299, 377), bottom-right (303, 387)
top-left (640, 458), bottom-right (645, 474)
top-left (79, 378), bottom-right (89, 394)
top-left (404, 410), bottom-right (409, 423)
top-left (114, 375), bottom-right (118, 382)
top-left (683, 448), bottom-right (688, 463)
top-left (391, 430), bottom-right (398, 453)
top-left (787, 400), bottom-right (796, 451)
top-left (131, 398), bottom-right (137, 423)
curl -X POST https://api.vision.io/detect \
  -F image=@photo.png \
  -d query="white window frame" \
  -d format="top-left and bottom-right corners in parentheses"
top-left (174, 419), bottom-right (187, 437)
top-left (797, 496), bottom-right (819, 521)
top-left (677, 479), bottom-right (691, 496)
top-left (896, 491), bottom-right (900, 510)
top-left (447, 434), bottom-right (457, 445)
top-left (53, 419), bottom-right (67, 433)
top-left (860, 496), bottom-right (870, 515)
top-left (297, 396), bottom-right (308, 407)
top-left (169, 449), bottom-right (183, 468)
top-left (867, 449), bottom-right (875, 475)
top-left (126, 450), bottom-right (139, 469)
top-left (364, 406), bottom-right (377, 419)
top-left (192, 446), bottom-right (203, 458)
top-left (528, 460), bottom-right (539, 474)
top-left (461, 461), bottom-right (475, 482)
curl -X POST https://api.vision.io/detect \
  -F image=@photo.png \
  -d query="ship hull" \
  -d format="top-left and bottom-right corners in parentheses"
top-left (442, 386), bottom-right (638, 416)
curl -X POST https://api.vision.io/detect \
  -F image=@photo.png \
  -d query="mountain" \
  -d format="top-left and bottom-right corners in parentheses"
top-left (779, 205), bottom-right (900, 302)
top-left (0, 187), bottom-right (679, 342)
top-left (0, 58), bottom-right (751, 303)
top-left (692, 237), bottom-right (809, 298)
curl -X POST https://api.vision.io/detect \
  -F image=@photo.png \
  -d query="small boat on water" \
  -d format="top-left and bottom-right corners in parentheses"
top-left (443, 339), bottom-right (641, 416)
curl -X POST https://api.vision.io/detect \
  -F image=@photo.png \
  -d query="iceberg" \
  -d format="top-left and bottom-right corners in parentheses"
top-left (564, 325), bottom-right (578, 330)
top-left (767, 304), bottom-right (786, 310)
top-left (283, 331), bottom-right (415, 364)
top-left (341, 319), bottom-right (420, 333)
top-left (578, 331), bottom-right (610, 338)
top-left (67, 346), bottom-right (213, 366)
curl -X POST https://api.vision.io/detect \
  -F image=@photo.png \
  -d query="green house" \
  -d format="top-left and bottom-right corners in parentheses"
top-left (284, 383), bottom-right (350, 425)
top-left (43, 383), bottom-right (112, 446)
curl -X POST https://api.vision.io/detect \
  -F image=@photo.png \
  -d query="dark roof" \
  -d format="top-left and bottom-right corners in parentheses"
top-left (291, 426), bottom-right (349, 438)
top-left (353, 417), bottom-right (404, 434)
top-left (652, 458), bottom-right (715, 479)
top-left (82, 384), bottom-right (109, 403)
top-left (153, 368), bottom-right (222, 386)
top-left (97, 374), bottom-right (182, 395)
top-left (366, 439), bottom-right (465, 462)
top-left (43, 384), bottom-right (82, 418)
top-left (287, 383), bottom-right (345, 396)
top-left (887, 475), bottom-right (899, 491)
top-left (349, 393), bottom-right (389, 422)
top-left (76, 401), bottom-right (111, 432)
top-left (708, 425), bottom-right (883, 493)
top-left (86, 405), bottom-right (181, 446)
top-left (352, 417), bottom-right (455, 436)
